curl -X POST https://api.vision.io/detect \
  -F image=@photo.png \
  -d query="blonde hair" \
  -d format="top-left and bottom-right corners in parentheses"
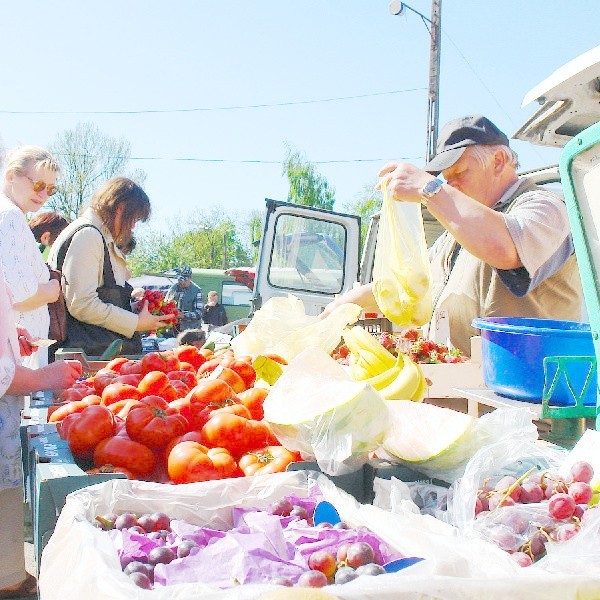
top-left (208, 291), bottom-right (218, 297)
top-left (4, 145), bottom-right (60, 177)
top-left (467, 144), bottom-right (519, 170)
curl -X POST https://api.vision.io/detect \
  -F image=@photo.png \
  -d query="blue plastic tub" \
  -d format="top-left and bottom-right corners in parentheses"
top-left (472, 317), bottom-right (597, 406)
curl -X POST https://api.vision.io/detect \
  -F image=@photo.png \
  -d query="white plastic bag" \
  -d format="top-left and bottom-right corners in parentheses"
top-left (230, 294), bottom-right (361, 362)
top-left (40, 473), bottom-right (600, 600)
top-left (372, 185), bottom-right (432, 327)
top-left (263, 347), bottom-right (389, 475)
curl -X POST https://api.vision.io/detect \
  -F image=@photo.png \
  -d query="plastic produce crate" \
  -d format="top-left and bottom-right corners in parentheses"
top-left (559, 120), bottom-right (600, 427)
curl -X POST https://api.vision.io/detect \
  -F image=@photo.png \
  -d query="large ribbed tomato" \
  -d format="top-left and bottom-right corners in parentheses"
top-left (239, 446), bottom-right (301, 476)
top-left (125, 398), bottom-right (189, 449)
top-left (93, 436), bottom-right (157, 478)
top-left (65, 405), bottom-right (116, 459)
top-left (188, 379), bottom-right (239, 430)
top-left (167, 441), bottom-right (238, 484)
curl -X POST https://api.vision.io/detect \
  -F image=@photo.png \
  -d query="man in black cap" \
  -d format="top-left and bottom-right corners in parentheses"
top-left (323, 115), bottom-right (582, 355)
top-left (164, 265), bottom-right (203, 335)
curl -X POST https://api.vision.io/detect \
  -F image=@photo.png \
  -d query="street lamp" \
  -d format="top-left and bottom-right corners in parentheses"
top-left (389, 0), bottom-right (442, 163)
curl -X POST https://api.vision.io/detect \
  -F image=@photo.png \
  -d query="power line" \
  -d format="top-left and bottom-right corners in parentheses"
top-left (54, 153), bottom-right (422, 164)
top-left (0, 88), bottom-right (426, 115)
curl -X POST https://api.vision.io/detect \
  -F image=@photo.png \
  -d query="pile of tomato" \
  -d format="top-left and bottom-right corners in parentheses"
top-left (51, 345), bottom-right (301, 484)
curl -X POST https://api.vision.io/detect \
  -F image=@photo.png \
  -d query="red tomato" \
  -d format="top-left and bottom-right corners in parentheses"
top-left (160, 384), bottom-right (179, 402)
top-left (138, 371), bottom-right (170, 396)
top-left (109, 399), bottom-right (143, 420)
top-left (188, 379), bottom-right (238, 430)
top-left (105, 357), bottom-right (129, 373)
top-left (169, 379), bottom-right (190, 398)
top-left (126, 402), bottom-right (188, 449)
top-left (210, 404), bottom-right (252, 420)
top-left (92, 370), bottom-right (120, 394)
top-left (57, 387), bottom-right (92, 403)
top-left (101, 383), bottom-right (141, 406)
top-left (173, 345), bottom-right (206, 370)
top-left (178, 362), bottom-right (196, 373)
top-left (228, 360), bottom-right (257, 390)
top-left (93, 436), bottom-right (156, 478)
top-left (66, 405), bottom-right (116, 459)
top-left (113, 374), bottom-right (143, 387)
top-left (167, 370), bottom-right (197, 389)
top-left (87, 464), bottom-right (136, 479)
top-left (201, 413), bottom-right (271, 457)
top-left (167, 441), bottom-right (237, 484)
top-left (214, 367), bottom-right (246, 394)
top-left (165, 430), bottom-right (205, 459)
top-left (141, 351), bottom-right (180, 375)
top-left (48, 395), bottom-right (101, 423)
top-left (237, 387), bottom-right (268, 421)
top-left (196, 358), bottom-right (223, 376)
top-left (119, 360), bottom-right (143, 375)
top-left (239, 446), bottom-right (301, 476)
top-left (168, 396), bottom-right (192, 423)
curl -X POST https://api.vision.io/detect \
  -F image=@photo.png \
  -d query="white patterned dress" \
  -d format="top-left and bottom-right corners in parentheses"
top-left (0, 272), bottom-right (24, 491)
top-left (0, 193), bottom-right (50, 368)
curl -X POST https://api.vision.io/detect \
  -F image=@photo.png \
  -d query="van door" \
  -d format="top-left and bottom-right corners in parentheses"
top-left (252, 199), bottom-right (361, 316)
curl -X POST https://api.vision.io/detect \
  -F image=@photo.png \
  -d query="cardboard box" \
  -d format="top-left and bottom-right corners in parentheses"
top-left (421, 336), bottom-right (486, 398)
top-left (31, 445), bottom-right (126, 565)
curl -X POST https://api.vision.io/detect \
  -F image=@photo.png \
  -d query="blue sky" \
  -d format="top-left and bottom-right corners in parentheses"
top-left (1, 1), bottom-right (598, 230)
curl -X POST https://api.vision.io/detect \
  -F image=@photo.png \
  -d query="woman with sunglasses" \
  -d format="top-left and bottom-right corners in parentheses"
top-left (0, 145), bottom-right (62, 369)
top-left (48, 177), bottom-right (174, 357)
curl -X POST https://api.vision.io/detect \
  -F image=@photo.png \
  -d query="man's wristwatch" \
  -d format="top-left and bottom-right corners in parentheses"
top-left (420, 178), bottom-right (444, 206)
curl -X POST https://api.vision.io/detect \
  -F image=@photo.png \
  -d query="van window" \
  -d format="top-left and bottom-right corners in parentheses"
top-left (222, 281), bottom-right (252, 306)
top-left (267, 214), bottom-right (347, 294)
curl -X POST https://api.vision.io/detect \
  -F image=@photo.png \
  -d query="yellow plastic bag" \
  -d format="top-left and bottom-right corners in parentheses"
top-left (372, 185), bottom-right (432, 327)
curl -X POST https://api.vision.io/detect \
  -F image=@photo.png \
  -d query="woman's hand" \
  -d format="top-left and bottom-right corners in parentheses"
top-left (39, 360), bottom-right (83, 390)
top-left (135, 300), bottom-right (175, 332)
top-left (16, 326), bottom-right (35, 357)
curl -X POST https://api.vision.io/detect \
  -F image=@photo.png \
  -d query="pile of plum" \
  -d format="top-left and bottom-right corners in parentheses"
top-left (94, 496), bottom-right (401, 590)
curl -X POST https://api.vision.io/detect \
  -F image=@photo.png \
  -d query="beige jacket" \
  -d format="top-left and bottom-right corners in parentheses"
top-left (48, 208), bottom-right (138, 338)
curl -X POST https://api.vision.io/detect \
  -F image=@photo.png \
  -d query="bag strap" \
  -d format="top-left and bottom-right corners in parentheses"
top-left (55, 223), bottom-right (117, 287)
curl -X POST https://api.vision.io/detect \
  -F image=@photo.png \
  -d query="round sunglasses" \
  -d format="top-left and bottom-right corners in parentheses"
top-left (24, 175), bottom-right (58, 197)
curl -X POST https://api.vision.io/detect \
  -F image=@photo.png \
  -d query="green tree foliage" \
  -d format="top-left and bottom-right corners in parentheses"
top-left (283, 145), bottom-right (335, 210)
top-left (343, 183), bottom-right (383, 247)
top-left (47, 122), bottom-right (146, 222)
top-left (127, 208), bottom-right (253, 277)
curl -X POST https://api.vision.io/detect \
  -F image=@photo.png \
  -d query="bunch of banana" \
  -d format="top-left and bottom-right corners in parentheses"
top-left (342, 326), bottom-right (427, 402)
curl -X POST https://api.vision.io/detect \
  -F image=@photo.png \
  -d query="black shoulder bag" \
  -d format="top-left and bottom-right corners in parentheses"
top-left (55, 224), bottom-right (142, 357)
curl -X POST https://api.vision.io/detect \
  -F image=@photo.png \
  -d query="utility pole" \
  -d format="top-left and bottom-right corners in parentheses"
top-left (389, 0), bottom-right (442, 163)
top-left (426, 0), bottom-right (442, 163)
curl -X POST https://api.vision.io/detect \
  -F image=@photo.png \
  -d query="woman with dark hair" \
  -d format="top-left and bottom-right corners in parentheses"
top-left (48, 177), bottom-right (173, 356)
top-left (28, 210), bottom-right (68, 259)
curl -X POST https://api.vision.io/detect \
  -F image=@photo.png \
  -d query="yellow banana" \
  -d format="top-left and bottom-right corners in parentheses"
top-left (409, 364), bottom-right (427, 402)
top-left (363, 364), bottom-right (403, 390)
top-left (379, 354), bottom-right (422, 400)
top-left (343, 327), bottom-right (396, 372)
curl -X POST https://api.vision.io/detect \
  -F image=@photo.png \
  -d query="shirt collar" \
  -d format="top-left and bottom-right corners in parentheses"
top-left (81, 207), bottom-right (116, 245)
top-left (492, 180), bottom-right (521, 210)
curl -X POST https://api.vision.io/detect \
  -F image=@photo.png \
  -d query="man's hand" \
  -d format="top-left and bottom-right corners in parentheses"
top-left (377, 162), bottom-right (435, 203)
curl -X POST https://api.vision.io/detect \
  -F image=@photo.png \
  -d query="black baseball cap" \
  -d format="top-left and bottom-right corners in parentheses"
top-left (424, 115), bottom-right (510, 175)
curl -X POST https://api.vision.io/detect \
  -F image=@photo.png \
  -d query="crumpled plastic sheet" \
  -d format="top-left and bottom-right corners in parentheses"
top-left (111, 490), bottom-right (402, 588)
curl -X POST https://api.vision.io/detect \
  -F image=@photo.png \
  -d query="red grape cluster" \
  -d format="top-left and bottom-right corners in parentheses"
top-left (473, 461), bottom-right (597, 566)
top-left (135, 289), bottom-right (180, 332)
